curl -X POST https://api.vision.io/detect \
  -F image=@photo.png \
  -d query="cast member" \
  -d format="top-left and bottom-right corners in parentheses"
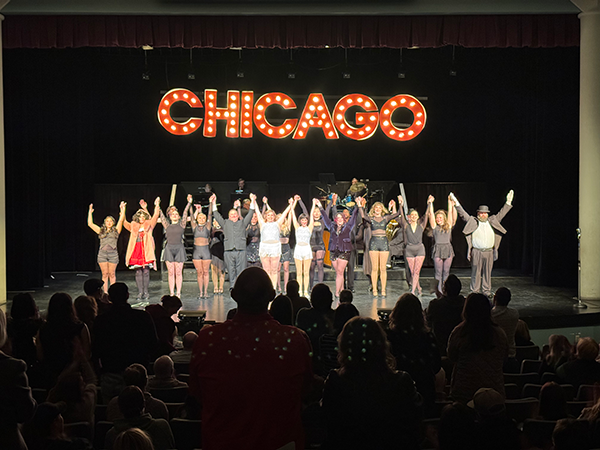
top-left (191, 194), bottom-right (215, 298)
top-left (427, 195), bottom-right (458, 296)
top-left (291, 196), bottom-right (317, 297)
top-left (398, 195), bottom-right (428, 296)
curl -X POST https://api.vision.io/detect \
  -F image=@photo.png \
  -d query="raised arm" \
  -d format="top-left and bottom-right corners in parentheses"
top-left (206, 194), bottom-right (215, 231)
top-left (262, 196), bottom-right (270, 216)
top-left (248, 193), bottom-right (262, 228)
top-left (180, 195), bottom-right (193, 228)
top-left (291, 199), bottom-right (300, 229)
top-left (356, 197), bottom-right (371, 225)
top-left (158, 206), bottom-right (169, 228)
top-left (276, 198), bottom-right (294, 227)
top-left (317, 200), bottom-right (332, 230)
top-left (397, 195), bottom-right (407, 227)
top-left (298, 197), bottom-right (309, 216)
top-left (149, 197), bottom-right (161, 228)
top-left (87, 204), bottom-right (101, 234)
top-left (448, 196), bottom-right (457, 227)
top-left (427, 196), bottom-right (436, 229)
top-left (346, 206), bottom-right (359, 231)
top-left (212, 195), bottom-right (225, 229)
top-left (495, 190), bottom-right (514, 222)
top-left (308, 199), bottom-right (317, 232)
top-left (115, 201), bottom-right (126, 233)
top-left (384, 198), bottom-right (400, 223)
top-left (449, 192), bottom-right (470, 222)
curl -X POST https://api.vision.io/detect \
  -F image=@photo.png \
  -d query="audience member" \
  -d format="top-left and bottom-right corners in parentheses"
top-left (491, 287), bottom-right (519, 366)
top-left (296, 283), bottom-right (335, 372)
top-left (425, 274), bottom-right (465, 356)
top-left (269, 294), bottom-right (294, 325)
top-left (93, 283), bottom-right (158, 403)
top-left (387, 293), bottom-right (441, 414)
top-left (169, 331), bottom-right (197, 365)
top-left (113, 428), bottom-right (155, 450)
top-left (226, 308), bottom-right (237, 320)
top-left (189, 267), bottom-right (314, 450)
top-left (539, 334), bottom-right (573, 375)
top-left (113, 428), bottom-right (154, 450)
top-left (83, 278), bottom-right (112, 315)
top-left (556, 337), bottom-right (600, 390)
top-left (320, 316), bottom-right (423, 450)
top-left (285, 279), bottom-right (310, 322)
top-left (447, 293), bottom-right (508, 403)
top-left (514, 319), bottom-right (535, 346)
top-left (105, 386), bottom-right (174, 450)
top-left (147, 355), bottom-right (188, 389)
top-left (437, 402), bottom-right (477, 450)
top-left (579, 396), bottom-right (600, 422)
top-left (46, 356), bottom-right (97, 425)
top-left (537, 381), bottom-right (569, 421)
top-left (23, 402), bottom-right (92, 450)
top-left (7, 292), bottom-right (44, 370)
top-left (338, 289), bottom-right (353, 304)
top-left (107, 364), bottom-right (168, 422)
top-left (0, 308), bottom-right (36, 450)
top-left (36, 292), bottom-right (91, 388)
top-left (145, 295), bottom-right (182, 357)
top-left (468, 388), bottom-right (520, 450)
top-left (73, 295), bottom-right (98, 333)
top-left (318, 303), bottom-right (360, 375)
top-left (552, 418), bottom-right (591, 450)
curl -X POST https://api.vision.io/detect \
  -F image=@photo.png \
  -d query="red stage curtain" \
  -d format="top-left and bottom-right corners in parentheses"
top-left (3, 14), bottom-right (579, 49)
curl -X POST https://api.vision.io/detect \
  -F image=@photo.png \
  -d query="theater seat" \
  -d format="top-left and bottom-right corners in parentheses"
top-left (505, 398), bottom-right (539, 424)
top-left (94, 421), bottom-right (114, 450)
top-left (170, 418), bottom-right (202, 450)
top-left (149, 386), bottom-right (188, 403)
top-left (521, 359), bottom-right (543, 374)
top-left (515, 345), bottom-right (540, 362)
top-left (504, 372), bottom-right (540, 391)
top-left (522, 419), bottom-right (557, 450)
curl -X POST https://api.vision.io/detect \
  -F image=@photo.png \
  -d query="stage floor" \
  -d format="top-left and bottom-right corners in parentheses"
top-left (5, 268), bottom-right (598, 330)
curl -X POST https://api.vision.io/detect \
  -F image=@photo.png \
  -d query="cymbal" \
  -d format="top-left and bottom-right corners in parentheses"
top-left (348, 182), bottom-right (366, 194)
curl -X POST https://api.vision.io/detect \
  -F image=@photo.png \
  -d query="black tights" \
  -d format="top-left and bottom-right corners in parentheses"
top-left (309, 250), bottom-right (325, 289)
top-left (135, 267), bottom-right (150, 296)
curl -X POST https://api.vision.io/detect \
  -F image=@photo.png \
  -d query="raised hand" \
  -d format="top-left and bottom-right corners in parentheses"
top-left (233, 199), bottom-right (241, 209)
top-left (249, 193), bottom-right (257, 202)
top-left (154, 197), bottom-right (160, 207)
top-left (294, 194), bottom-right (301, 202)
top-left (449, 192), bottom-right (458, 203)
top-left (187, 194), bottom-right (193, 203)
top-left (209, 193), bottom-right (217, 204)
top-left (89, 203), bottom-right (94, 212)
top-left (288, 198), bottom-right (294, 205)
top-left (119, 201), bottom-right (126, 212)
top-left (388, 199), bottom-right (396, 209)
top-left (398, 195), bottom-right (404, 206)
top-left (140, 199), bottom-right (148, 209)
top-left (331, 193), bottom-right (338, 204)
top-left (506, 190), bottom-right (514, 204)
top-left (427, 195), bottom-right (435, 204)
top-left (262, 196), bottom-right (268, 204)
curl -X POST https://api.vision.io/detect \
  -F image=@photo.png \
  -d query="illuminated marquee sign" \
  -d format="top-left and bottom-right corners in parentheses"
top-left (158, 88), bottom-right (426, 141)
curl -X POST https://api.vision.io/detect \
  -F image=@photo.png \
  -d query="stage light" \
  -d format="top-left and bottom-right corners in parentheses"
top-left (188, 73), bottom-right (196, 80)
top-left (398, 71), bottom-right (406, 79)
top-left (288, 72), bottom-right (296, 79)
top-left (449, 69), bottom-right (457, 76)
top-left (342, 72), bottom-right (351, 79)
top-left (237, 70), bottom-right (245, 78)
top-left (142, 71), bottom-right (150, 81)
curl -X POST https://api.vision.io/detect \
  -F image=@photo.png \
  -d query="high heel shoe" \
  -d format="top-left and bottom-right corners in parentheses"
top-left (381, 290), bottom-right (387, 297)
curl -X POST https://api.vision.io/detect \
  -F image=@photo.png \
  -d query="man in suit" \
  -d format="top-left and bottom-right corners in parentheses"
top-left (450, 190), bottom-right (514, 297)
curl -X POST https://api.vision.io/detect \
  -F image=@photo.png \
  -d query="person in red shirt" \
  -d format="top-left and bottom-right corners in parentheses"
top-left (189, 266), bottom-right (314, 450)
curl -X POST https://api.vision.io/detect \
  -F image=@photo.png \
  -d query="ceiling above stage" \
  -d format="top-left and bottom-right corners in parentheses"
top-left (2, 0), bottom-right (580, 16)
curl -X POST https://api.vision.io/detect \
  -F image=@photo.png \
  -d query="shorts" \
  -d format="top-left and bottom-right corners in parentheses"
top-left (405, 243), bottom-right (426, 258)
top-left (294, 244), bottom-right (313, 261)
top-left (281, 244), bottom-right (293, 263)
top-left (193, 245), bottom-right (211, 260)
top-left (311, 243), bottom-right (326, 252)
top-left (165, 244), bottom-right (187, 263)
top-left (330, 249), bottom-right (351, 261)
top-left (369, 235), bottom-right (389, 252)
top-left (259, 241), bottom-right (282, 258)
top-left (98, 248), bottom-right (119, 264)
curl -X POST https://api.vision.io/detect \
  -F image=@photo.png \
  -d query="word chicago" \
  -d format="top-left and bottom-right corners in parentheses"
top-left (158, 88), bottom-right (427, 142)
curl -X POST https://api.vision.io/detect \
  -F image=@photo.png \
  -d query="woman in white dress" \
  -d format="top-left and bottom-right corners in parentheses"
top-left (291, 195), bottom-right (317, 297)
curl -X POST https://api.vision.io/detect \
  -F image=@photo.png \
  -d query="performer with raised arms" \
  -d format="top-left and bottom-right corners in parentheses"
top-left (291, 195), bottom-right (317, 297)
top-left (88, 201), bottom-right (126, 293)
top-left (427, 195), bottom-right (458, 296)
top-left (191, 194), bottom-right (216, 298)
top-left (398, 195), bottom-right (428, 296)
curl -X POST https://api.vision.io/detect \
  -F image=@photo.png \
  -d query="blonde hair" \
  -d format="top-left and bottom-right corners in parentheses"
top-left (435, 209), bottom-right (451, 232)
top-left (368, 202), bottom-right (389, 217)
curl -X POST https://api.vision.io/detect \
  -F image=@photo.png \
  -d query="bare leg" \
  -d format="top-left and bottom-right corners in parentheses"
top-left (407, 257), bottom-right (417, 294)
top-left (295, 259), bottom-right (305, 296)
top-left (211, 265), bottom-right (218, 293)
top-left (302, 259), bottom-right (311, 296)
top-left (370, 251), bottom-right (380, 295)
top-left (201, 260), bottom-right (211, 296)
top-left (99, 262), bottom-right (110, 293)
top-left (334, 259), bottom-right (348, 297)
top-left (193, 260), bottom-right (204, 296)
top-left (166, 261), bottom-right (176, 296)
top-left (107, 262), bottom-right (118, 289)
top-left (174, 262), bottom-right (184, 297)
top-left (277, 261), bottom-right (282, 292)
top-left (282, 261), bottom-right (290, 293)
top-left (379, 251), bottom-right (389, 295)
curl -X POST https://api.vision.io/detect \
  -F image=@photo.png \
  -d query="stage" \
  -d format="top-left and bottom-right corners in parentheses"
top-left (5, 268), bottom-right (599, 342)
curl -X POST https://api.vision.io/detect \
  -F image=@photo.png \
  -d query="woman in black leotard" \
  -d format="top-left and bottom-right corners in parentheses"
top-left (300, 198), bottom-right (331, 289)
top-left (159, 195), bottom-right (192, 297)
top-left (191, 194), bottom-right (215, 298)
top-left (398, 195), bottom-right (428, 296)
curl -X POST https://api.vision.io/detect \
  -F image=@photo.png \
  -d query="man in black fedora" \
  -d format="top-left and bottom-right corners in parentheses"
top-left (449, 190), bottom-right (514, 296)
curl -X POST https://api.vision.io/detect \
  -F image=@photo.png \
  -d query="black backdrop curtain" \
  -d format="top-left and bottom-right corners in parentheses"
top-left (3, 14), bottom-right (579, 49)
top-left (4, 46), bottom-right (579, 290)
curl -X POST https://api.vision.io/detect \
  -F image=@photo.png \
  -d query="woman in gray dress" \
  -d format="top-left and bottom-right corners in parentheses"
top-left (398, 195), bottom-right (428, 296)
top-left (427, 195), bottom-right (458, 296)
top-left (191, 194), bottom-right (215, 298)
top-left (87, 201), bottom-right (126, 292)
top-left (159, 194), bottom-right (193, 297)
